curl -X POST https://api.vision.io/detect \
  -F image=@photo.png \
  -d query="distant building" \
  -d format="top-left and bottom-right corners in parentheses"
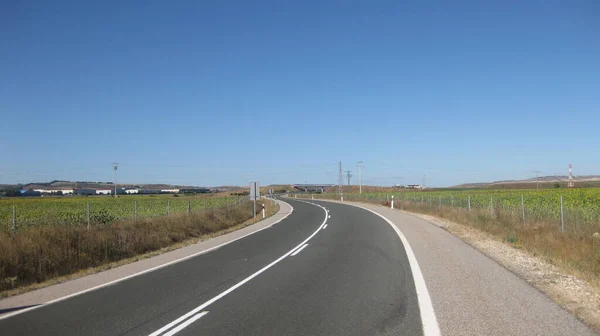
top-left (124, 188), bottom-right (139, 194)
top-left (20, 189), bottom-right (42, 197)
top-left (33, 187), bottom-right (74, 195)
top-left (76, 189), bottom-right (112, 195)
top-left (160, 189), bottom-right (180, 194)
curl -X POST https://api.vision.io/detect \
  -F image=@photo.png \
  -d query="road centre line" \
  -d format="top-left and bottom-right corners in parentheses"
top-left (148, 201), bottom-right (328, 336)
top-left (290, 244), bottom-right (309, 256)
top-left (162, 311), bottom-right (209, 336)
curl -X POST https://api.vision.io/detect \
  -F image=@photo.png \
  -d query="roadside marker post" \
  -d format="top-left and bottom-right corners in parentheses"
top-left (391, 195), bottom-right (394, 209)
top-left (262, 204), bottom-right (265, 219)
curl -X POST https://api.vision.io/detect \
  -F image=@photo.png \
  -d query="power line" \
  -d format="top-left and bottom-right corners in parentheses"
top-left (113, 163), bottom-right (119, 198)
top-left (338, 161), bottom-right (343, 196)
top-left (533, 170), bottom-right (541, 189)
top-left (357, 161), bottom-right (364, 194)
top-left (345, 170), bottom-right (352, 188)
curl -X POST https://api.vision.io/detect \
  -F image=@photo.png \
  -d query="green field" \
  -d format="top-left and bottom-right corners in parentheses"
top-left (316, 188), bottom-right (600, 234)
top-left (0, 194), bottom-right (243, 231)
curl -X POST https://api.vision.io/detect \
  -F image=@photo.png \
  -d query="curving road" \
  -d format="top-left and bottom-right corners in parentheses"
top-left (0, 198), bottom-right (425, 335)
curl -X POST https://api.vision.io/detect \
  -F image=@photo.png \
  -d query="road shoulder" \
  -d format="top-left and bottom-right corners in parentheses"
top-left (0, 198), bottom-right (292, 319)
top-left (313, 199), bottom-right (596, 336)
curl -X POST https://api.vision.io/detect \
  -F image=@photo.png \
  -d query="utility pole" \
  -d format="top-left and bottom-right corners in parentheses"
top-left (113, 163), bottom-right (119, 198)
top-left (338, 161), bottom-right (343, 196)
top-left (422, 174), bottom-right (427, 189)
top-left (345, 170), bottom-right (352, 189)
top-left (533, 170), bottom-right (541, 189)
top-left (357, 161), bottom-right (364, 194)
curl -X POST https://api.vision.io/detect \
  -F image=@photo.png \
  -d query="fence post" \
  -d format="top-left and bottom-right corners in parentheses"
top-left (439, 195), bottom-right (442, 209)
top-left (134, 200), bottom-right (137, 222)
top-left (490, 195), bottom-right (493, 217)
top-left (451, 195), bottom-right (454, 208)
top-left (421, 195), bottom-right (424, 204)
top-left (167, 200), bottom-right (170, 216)
top-left (429, 195), bottom-right (432, 207)
top-left (391, 195), bottom-right (394, 209)
top-left (188, 200), bottom-right (191, 215)
top-left (12, 206), bottom-right (16, 235)
top-left (560, 195), bottom-right (565, 233)
top-left (87, 202), bottom-right (90, 230)
top-left (521, 195), bottom-right (525, 225)
top-left (468, 196), bottom-right (471, 212)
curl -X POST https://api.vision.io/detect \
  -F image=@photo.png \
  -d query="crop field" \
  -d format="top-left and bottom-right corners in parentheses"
top-left (315, 188), bottom-right (600, 234)
top-left (0, 195), bottom-right (244, 231)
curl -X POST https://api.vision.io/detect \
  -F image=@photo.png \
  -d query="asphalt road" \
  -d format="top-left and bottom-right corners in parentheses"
top-left (0, 198), bottom-right (423, 336)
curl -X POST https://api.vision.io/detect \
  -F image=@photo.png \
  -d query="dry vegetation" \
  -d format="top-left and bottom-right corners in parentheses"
top-left (393, 201), bottom-right (600, 287)
top-left (0, 200), bottom-right (277, 293)
top-left (307, 193), bottom-right (600, 288)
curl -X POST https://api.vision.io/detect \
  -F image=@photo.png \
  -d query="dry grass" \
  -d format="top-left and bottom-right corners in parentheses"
top-left (311, 194), bottom-right (600, 288)
top-left (0, 200), bottom-right (278, 293)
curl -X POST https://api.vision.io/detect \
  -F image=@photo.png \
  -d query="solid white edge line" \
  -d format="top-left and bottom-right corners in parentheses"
top-left (162, 311), bottom-right (209, 336)
top-left (148, 200), bottom-right (328, 336)
top-left (290, 244), bottom-right (308, 256)
top-left (313, 199), bottom-right (441, 336)
top-left (0, 199), bottom-right (295, 321)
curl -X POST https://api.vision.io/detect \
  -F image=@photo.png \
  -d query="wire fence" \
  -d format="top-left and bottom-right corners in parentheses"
top-left (1, 196), bottom-right (247, 232)
top-left (300, 191), bottom-right (600, 238)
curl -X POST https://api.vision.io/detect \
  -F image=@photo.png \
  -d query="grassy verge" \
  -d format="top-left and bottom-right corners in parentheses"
top-left (301, 194), bottom-right (600, 288)
top-left (0, 199), bottom-right (278, 294)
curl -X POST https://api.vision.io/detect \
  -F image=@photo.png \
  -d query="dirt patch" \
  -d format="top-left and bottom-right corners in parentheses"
top-left (400, 210), bottom-right (600, 331)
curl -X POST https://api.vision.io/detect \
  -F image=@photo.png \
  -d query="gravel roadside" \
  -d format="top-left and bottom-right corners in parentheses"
top-left (315, 199), bottom-right (598, 336)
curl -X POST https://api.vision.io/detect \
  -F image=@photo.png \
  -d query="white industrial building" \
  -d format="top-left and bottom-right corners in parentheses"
top-left (33, 188), bottom-right (74, 194)
top-left (160, 189), bottom-right (180, 193)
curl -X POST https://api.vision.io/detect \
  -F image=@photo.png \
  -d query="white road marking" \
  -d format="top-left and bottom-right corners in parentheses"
top-left (329, 201), bottom-right (441, 336)
top-left (0, 200), bottom-right (295, 321)
top-left (162, 311), bottom-right (209, 336)
top-left (148, 202), bottom-right (328, 336)
top-left (323, 224), bottom-right (328, 229)
top-left (328, 215), bottom-right (331, 218)
top-left (290, 244), bottom-right (308, 256)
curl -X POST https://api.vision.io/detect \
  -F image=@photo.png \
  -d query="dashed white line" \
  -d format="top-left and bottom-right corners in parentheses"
top-left (0, 200), bottom-right (295, 322)
top-left (162, 311), bottom-right (209, 336)
top-left (319, 200), bottom-right (441, 336)
top-left (323, 224), bottom-right (328, 229)
top-left (290, 243), bottom-right (309, 256)
top-left (147, 201), bottom-right (328, 336)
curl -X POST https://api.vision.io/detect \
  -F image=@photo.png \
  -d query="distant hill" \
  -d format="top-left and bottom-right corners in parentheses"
top-left (13, 181), bottom-right (244, 191)
top-left (452, 175), bottom-right (600, 189)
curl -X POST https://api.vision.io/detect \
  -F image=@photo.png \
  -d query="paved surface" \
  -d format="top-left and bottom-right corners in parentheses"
top-left (316, 199), bottom-right (597, 336)
top-left (0, 198), bottom-right (422, 335)
top-left (0, 198), bottom-right (292, 316)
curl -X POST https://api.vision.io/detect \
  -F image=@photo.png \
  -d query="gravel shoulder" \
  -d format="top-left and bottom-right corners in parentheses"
top-left (317, 199), bottom-right (598, 336)
top-left (401, 209), bottom-right (600, 333)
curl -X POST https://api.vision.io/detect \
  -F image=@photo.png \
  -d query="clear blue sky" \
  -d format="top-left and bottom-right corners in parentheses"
top-left (1, 1), bottom-right (599, 187)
